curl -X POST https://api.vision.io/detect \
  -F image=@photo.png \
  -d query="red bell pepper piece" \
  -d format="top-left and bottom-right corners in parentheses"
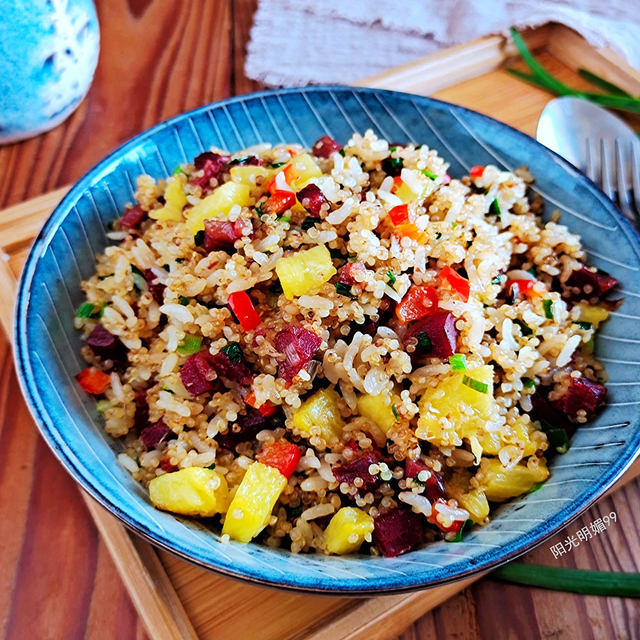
top-left (469, 165), bottom-right (485, 179)
top-left (388, 203), bottom-right (411, 225)
top-left (440, 266), bottom-right (470, 302)
top-left (428, 498), bottom-right (466, 534)
top-left (245, 391), bottom-right (278, 417)
top-left (395, 285), bottom-right (439, 324)
top-left (263, 191), bottom-right (296, 215)
top-left (228, 291), bottom-right (262, 331)
top-left (257, 440), bottom-right (301, 478)
top-left (76, 367), bottom-right (111, 394)
top-left (506, 278), bottom-right (540, 299)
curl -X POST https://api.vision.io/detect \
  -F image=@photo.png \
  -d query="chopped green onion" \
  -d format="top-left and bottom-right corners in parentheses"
top-left (268, 161), bottom-right (287, 168)
top-left (435, 232), bottom-right (442, 239)
top-left (422, 169), bottom-right (438, 179)
top-left (175, 258), bottom-right (185, 263)
top-left (462, 375), bottom-right (489, 394)
top-left (528, 482), bottom-right (544, 493)
top-left (546, 428), bottom-right (570, 454)
top-left (194, 230), bottom-right (205, 246)
top-left (162, 385), bottom-right (174, 394)
top-left (446, 519), bottom-right (474, 543)
top-left (492, 563), bottom-right (640, 598)
top-left (383, 156), bottom-right (404, 174)
top-left (96, 399), bottom-right (112, 413)
top-left (514, 319), bottom-right (532, 336)
top-left (335, 282), bottom-right (356, 299)
top-left (390, 146), bottom-right (398, 152)
top-left (386, 270), bottom-right (396, 287)
top-left (254, 202), bottom-right (265, 216)
top-left (451, 221), bottom-right (458, 229)
top-left (177, 334), bottom-right (203, 355)
top-left (576, 321), bottom-right (592, 330)
top-left (449, 354), bottom-right (467, 371)
top-left (339, 149), bottom-right (345, 157)
top-left (489, 197), bottom-right (501, 216)
top-left (577, 68), bottom-right (633, 97)
top-left (392, 404), bottom-right (400, 421)
top-left (522, 377), bottom-right (536, 389)
top-left (172, 165), bottom-right (184, 175)
top-left (131, 264), bottom-right (144, 276)
top-left (75, 302), bottom-right (103, 318)
top-left (277, 215), bottom-right (291, 223)
top-left (527, 266), bottom-right (538, 277)
top-left (204, 463), bottom-right (216, 470)
top-left (221, 341), bottom-right (242, 364)
top-left (415, 331), bottom-right (432, 353)
top-left (543, 299), bottom-right (554, 319)
top-left (301, 216), bottom-right (321, 231)
top-left (582, 337), bottom-right (595, 354)
top-left (179, 296), bottom-right (190, 306)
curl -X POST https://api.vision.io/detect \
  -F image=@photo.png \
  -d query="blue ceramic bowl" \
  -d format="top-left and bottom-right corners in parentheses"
top-left (15, 86), bottom-right (640, 593)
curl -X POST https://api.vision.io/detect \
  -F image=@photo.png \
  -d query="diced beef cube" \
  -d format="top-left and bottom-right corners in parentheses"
top-left (530, 391), bottom-right (574, 431)
top-left (405, 311), bottom-right (458, 360)
top-left (374, 508), bottom-right (424, 557)
top-left (140, 420), bottom-right (174, 449)
top-left (191, 152), bottom-right (230, 192)
top-left (203, 219), bottom-right (242, 252)
top-left (551, 376), bottom-right (607, 421)
top-left (121, 205), bottom-right (147, 230)
top-left (216, 407), bottom-right (267, 452)
top-left (564, 264), bottom-right (618, 301)
top-left (296, 184), bottom-right (330, 216)
top-left (133, 388), bottom-right (149, 430)
top-left (86, 324), bottom-right (127, 364)
top-left (180, 352), bottom-right (216, 396)
top-left (274, 326), bottom-right (322, 382)
top-left (143, 269), bottom-right (165, 304)
top-left (333, 452), bottom-right (380, 492)
top-left (209, 351), bottom-right (253, 387)
top-left (337, 260), bottom-right (366, 286)
top-left (311, 135), bottom-right (341, 158)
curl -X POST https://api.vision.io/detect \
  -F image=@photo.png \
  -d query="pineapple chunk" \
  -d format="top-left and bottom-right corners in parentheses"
top-left (577, 303), bottom-right (609, 329)
top-left (222, 462), bottom-right (286, 542)
top-left (457, 488), bottom-right (490, 524)
top-left (357, 392), bottom-right (401, 434)
top-left (416, 365), bottom-right (495, 447)
top-left (283, 153), bottom-right (322, 190)
top-left (394, 170), bottom-right (430, 204)
top-left (275, 245), bottom-right (336, 300)
top-left (478, 458), bottom-right (549, 502)
top-left (149, 177), bottom-right (187, 222)
top-left (230, 165), bottom-right (274, 185)
top-left (185, 182), bottom-right (251, 234)
top-left (324, 507), bottom-right (374, 555)
top-left (292, 387), bottom-right (344, 443)
top-left (149, 467), bottom-right (229, 517)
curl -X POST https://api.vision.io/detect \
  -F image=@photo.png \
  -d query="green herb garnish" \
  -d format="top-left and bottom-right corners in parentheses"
top-left (204, 463), bottom-right (216, 470)
top-left (95, 399), bottom-right (111, 413)
top-left (546, 428), bottom-right (570, 454)
top-left (268, 161), bottom-right (287, 168)
top-left (416, 331), bottom-right (432, 353)
top-left (382, 156), bottom-right (404, 175)
top-left (386, 270), bottom-right (396, 287)
top-left (522, 377), bottom-right (536, 389)
top-left (528, 482), bottom-right (544, 493)
top-left (392, 404), bottom-right (400, 421)
top-left (277, 215), bottom-right (291, 223)
top-left (489, 197), bottom-right (501, 216)
top-left (390, 146), bottom-right (398, 152)
top-left (514, 320), bottom-right (532, 336)
top-left (221, 341), bottom-right (242, 364)
top-left (422, 169), bottom-right (438, 180)
top-left (462, 375), bottom-right (489, 394)
top-left (582, 337), bottom-right (595, 354)
top-left (491, 275), bottom-right (505, 285)
top-left (194, 230), bottom-right (205, 246)
top-left (435, 232), bottom-right (442, 239)
top-left (339, 149), bottom-right (345, 157)
top-left (335, 282), bottom-right (356, 299)
top-left (449, 354), bottom-right (467, 371)
top-left (527, 266), bottom-right (538, 277)
top-left (447, 518), bottom-right (474, 543)
top-left (576, 321), bottom-right (592, 330)
top-left (451, 221), bottom-right (458, 229)
top-left (543, 299), bottom-right (554, 319)
top-left (172, 165), bottom-right (184, 175)
top-left (179, 296), bottom-right (190, 306)
top-left (177, 334), bottom-right (203, 355)
top-left (75, 302), bottom-right (103, 318)
top-left (301, 216), bottom-right (321, 230)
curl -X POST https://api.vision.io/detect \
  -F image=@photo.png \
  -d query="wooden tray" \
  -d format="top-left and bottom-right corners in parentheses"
top-left (3, 23), bottom-right (640, 640)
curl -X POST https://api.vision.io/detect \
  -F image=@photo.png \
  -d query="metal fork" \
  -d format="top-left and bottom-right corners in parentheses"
top-left (585, 138), bottom-right (640, 226)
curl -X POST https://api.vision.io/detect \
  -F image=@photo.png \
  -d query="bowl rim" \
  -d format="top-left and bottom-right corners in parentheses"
top-left (13, 84), bottom-right (640, 593)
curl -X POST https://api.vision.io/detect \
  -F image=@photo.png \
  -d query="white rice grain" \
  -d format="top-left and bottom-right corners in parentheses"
top-left (117, 453), bottom-right (138, 473)
top-left (556, 334), bottom-right (581, 367)
top-left (300, 503), bottom-right (335, 521)
top-left (160, 303), bottom-right (193, 324)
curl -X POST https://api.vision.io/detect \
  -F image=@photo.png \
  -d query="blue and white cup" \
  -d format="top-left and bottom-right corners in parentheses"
top-left (0, 0), bottom-right (99, 144)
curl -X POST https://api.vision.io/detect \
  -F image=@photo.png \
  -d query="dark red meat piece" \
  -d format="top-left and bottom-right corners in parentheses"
top-left (216, 407), bottom-right (267, 452)
top-left (405, 311), bottom-right (458, 360)
top-left (180, 352), bottom-right (216, 396)
top-left (296, 184), bottom-right (329, 216)
top-left (551, 376), bottom-right (607, 421)
top-left (203, 219), bottom-right (242, 252)
top-left (209, 351), bottom-right (253, 386)
top-left (374, 508), bottom-right (424, 557)
top-left (312, 135), bottom-right (341, 158)
top-left (274, 326), bottom-right (322, 382)
top-left (565, 264), bottom-right (618, 300)
top-left (228, 155), bottom-right (264, 167)
top-left (143, 269), bottom-right (165, 304)
top-left (404, 458), bottom-right (428, 479)
top-left (121, 205), bottom-right (147, 230)
top-left (333, 451), bottom-right (380, 492)
top-left (337, 260), bottom-right (366, 286)
top-left (86, 324), bottom-right (127, 364)
top-left (191, 152), bottom-right (231, 192)
top-left (133, 388), bottom-right (149, 429)
top-left (140, 420), bottom-right (173, 449)
top-left (530, 392), bottom-right (574, 431)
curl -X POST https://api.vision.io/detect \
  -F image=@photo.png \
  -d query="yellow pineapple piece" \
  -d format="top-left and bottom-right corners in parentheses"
top-left (357, 392), bottom-right (401, 434)
top-left (393, 170), bottom-right (430, 204)
top-left (149, 177), bottom-right (187, 222)
top-left (149, 467), bottom-right (229, 517)
top-left (222, 462), bottom-right (287, 542)
top-left (230, 164), bottom-right (274, 185)
top-left (292, 387), bottom-right (344, 443)
top-left (457, 488), bottom-right (490, 524)
top-left (577, 303), bottom-right (609, 329)
top-left (478, 458), bottom-right (549, 502)
top-left (324, 507), bottom-right (374, 555)
top-left (416, 365), bottom-right (495, 447)
top-left (275, 244), bottom-right (336, 299)
top-left (185, 182), bottom-right (251, 234)
top-left (283, 153), bottom-right (322, 190)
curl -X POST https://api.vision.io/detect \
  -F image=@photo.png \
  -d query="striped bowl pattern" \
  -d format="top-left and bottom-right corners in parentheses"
top-left (14, 86), bottom-right (640, 593)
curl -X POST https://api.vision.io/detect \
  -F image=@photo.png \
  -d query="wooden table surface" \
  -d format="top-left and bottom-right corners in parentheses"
top-left (1, 2), bottom-right (639, 639)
